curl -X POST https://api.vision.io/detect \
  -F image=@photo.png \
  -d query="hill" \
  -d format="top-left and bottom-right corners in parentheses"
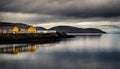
top-left (0, 22), bottom-right (30, 27)
top-left (36, 27), bottom-right (46, 30)
top-left (49, 26), bottom-right (106, 33)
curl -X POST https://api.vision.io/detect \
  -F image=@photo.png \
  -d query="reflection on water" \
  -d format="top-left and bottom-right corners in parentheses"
top-left (0, 34), bottom-right (120, 69)
top-left (0, 44), bottom-right (39, 54)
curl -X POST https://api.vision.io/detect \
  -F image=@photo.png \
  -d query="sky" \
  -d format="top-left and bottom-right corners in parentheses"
top-left (0, 0), bottom-right (120, 28)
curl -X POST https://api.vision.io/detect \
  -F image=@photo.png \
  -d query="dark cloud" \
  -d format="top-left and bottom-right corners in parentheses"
top-left (1, 0), bottom-right (120, 17)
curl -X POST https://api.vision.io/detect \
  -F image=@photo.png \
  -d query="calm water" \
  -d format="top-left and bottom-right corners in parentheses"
top-left (0, 34), bottom-right (120, 69)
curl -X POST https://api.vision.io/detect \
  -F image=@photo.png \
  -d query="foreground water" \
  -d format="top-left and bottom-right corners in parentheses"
top-left (0, 34), bottom-right (120, 69)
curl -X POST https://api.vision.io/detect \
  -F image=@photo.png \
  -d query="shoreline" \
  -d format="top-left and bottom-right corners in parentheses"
top-left (0, 32), bottom-right (75, 44)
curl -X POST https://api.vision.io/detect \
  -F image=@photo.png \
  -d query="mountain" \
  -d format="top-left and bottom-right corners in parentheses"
top-left (36, 27), bottom-right (46, 30)
top-left (49, 26), bottom-right (106, 33)
top-left (0, 22), bottom-right (30, 27)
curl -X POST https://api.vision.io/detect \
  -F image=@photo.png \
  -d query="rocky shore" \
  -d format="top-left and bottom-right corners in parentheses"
top-left (0, 32), bottom-right (74, 44)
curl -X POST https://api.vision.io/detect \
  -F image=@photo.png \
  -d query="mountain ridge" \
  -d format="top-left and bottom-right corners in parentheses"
top-left (49, 26), bottom-right (106, 33)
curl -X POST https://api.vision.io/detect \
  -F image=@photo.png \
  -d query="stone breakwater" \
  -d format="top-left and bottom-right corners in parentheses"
top-left (0, 32), bottom-right (74, 44)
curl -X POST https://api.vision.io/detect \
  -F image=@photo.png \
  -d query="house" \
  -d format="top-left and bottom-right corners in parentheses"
top-left (0, 26), bottom-right (17, 33)
top-left (0, 26), bottom-right (36, 33)
top-left (27, 26), bottom-right (36, 33)
top-left (18, 26), bottom-right (36, 33)
top-left (12, 26), bottom-right (19, 33)
top-left (37, 30), bottom-right (56, 33)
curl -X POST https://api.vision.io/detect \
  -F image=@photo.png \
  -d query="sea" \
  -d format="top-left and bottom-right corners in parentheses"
top-left (0, 34), bottom-right (120, 69)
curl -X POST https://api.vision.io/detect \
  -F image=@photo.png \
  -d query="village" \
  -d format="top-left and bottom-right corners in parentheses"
top-left (0, 22), bottom-right (74, 43)
top-left (0, 25), bottom-right (56, 33)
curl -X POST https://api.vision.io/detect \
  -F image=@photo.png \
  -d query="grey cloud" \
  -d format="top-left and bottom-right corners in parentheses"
top-left (1, 0), bottom-right (120, 17)
top-left (1, 12), bottom-right (120, 26)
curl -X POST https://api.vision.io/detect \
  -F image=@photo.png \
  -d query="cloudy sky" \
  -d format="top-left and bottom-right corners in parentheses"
top-left (0, 0), bottom-right (120, 28)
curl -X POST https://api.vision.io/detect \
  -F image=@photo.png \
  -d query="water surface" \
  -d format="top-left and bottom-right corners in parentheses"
top-left (0, 34), bottom-right (120, 69)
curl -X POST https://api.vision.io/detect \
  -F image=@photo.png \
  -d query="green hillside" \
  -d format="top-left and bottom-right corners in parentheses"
top-left (0, 22), bottom-right (30, 27)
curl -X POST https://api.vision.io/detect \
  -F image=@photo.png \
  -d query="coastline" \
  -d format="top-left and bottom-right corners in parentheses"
top-left (0, 32), bottom-right (75, 44)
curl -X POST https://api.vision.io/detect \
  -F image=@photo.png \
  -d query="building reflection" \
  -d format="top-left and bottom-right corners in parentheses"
top-left (0, 44), bottom-right (39, 55)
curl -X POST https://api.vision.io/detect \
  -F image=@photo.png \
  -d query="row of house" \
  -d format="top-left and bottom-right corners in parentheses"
top-left (0, 26), bottom-right (36, 33)
top-left (0, 25), bottom-right (57, 33)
